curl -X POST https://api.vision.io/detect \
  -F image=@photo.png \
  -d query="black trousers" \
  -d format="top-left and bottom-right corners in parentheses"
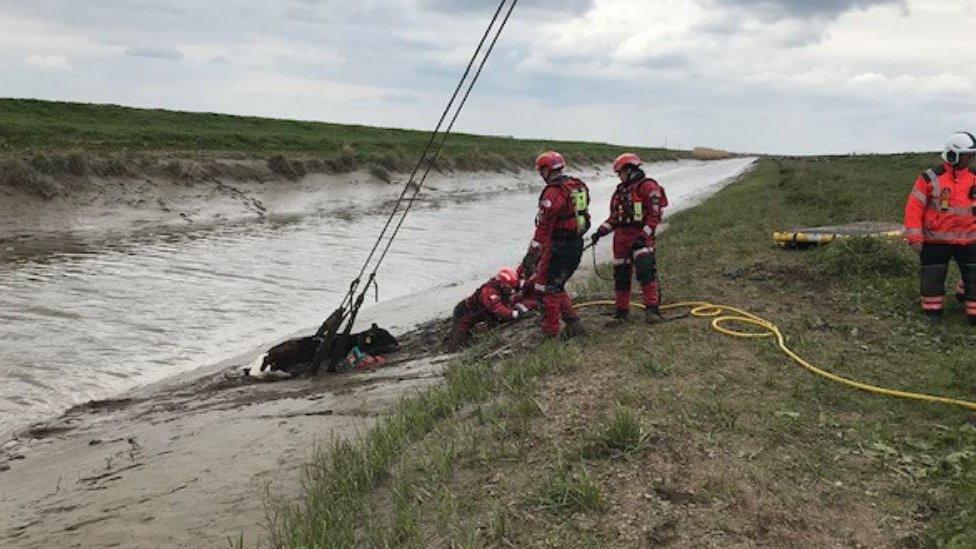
top-left (919, 243), bottom-right (976, 315)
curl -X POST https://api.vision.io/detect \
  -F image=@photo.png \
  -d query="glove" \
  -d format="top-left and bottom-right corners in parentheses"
top-left (521, 248), bottom-right (541, 277)
top-left (511, 309), bottom-right (520, 320)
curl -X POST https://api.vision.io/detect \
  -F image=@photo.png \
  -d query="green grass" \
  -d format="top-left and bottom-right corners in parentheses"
top-left (268, 152), bottom-right (976, 546)
top-left (581, 406), bottom-right (651, 459)
top-left (0, 98), bottom-right (686, 173)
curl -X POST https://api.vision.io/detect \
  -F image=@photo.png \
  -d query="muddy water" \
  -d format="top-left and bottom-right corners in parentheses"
top-left (0, 158), bottom-right (754, 435)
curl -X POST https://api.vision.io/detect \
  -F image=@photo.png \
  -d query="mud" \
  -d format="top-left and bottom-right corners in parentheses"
top-left (0, 316), bottom-right (455, 549)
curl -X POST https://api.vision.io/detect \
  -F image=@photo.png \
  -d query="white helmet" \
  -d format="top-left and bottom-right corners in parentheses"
top-left (942, 131), bottom-right (976, 165)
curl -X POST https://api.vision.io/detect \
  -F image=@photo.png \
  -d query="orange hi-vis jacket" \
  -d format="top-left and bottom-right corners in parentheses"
top-left (904, 163), bottom-right (976, 245)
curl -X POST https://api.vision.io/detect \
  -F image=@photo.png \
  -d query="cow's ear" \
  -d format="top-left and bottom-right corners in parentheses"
top-left (371, 323), bottom-right (378, 329)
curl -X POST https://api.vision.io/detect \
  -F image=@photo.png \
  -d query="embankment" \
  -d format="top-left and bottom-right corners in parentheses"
top-left (273, 154), bottom-right (976, 547)
top-left (0, 97), bottom-right (688, 203)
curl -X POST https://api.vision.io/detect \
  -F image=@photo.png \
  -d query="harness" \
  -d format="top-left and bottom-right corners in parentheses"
top-left (539, 176), bottom-right (591, 235)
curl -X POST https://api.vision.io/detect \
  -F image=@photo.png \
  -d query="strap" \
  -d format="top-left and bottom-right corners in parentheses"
top-left (926, 169), bottom-right (941, 201)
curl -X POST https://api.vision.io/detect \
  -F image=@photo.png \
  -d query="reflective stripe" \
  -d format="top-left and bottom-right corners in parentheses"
top-left (540, 198), bottom-right (552, 209)
top-left (910, 189), bottom-right (927, 203)
top-left (643, 225), bottom-right (654, 236)
top-left (923, 229), bottom-right (976, 241)
top-left (530, 240), bottom-right (542, 249)
top-left (633, 246), bottom-right (654, 257)
top-left (904, 228), bottom-right (923, 236)
top-left (534, 283), bottom-right (547, 292)
top-left (926, 169), bottom-right (941, 198)
top-left (612, 258), bottom-right (629, 266)
top-left (600, 222), bottom-right (613, 233)
top-left (921, 296), bottom-right (944, 311)
top-left (937, 206), bottom-right (976, 216)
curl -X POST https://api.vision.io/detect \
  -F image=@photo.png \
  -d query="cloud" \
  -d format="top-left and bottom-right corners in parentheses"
top-left (24, 53), bottom-right (70, 70)
top-left (711, 0), bottom-right (906, 20)
top-left (124, 46), bottom-right (184, 60)
top-left (421, 0), bottom-right (594, 15)
top-left (0, 0), bottom-right (970, 155)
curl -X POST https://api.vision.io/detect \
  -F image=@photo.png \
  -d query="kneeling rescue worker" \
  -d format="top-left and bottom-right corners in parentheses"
top-left (904, 131), bottom-right (976, 323)
top-left (591, 153), bottom-right (668, 324)
top-left (449, 267), bottom-right (531, 349)
top-left (522, 151), bottom-right (591, 338)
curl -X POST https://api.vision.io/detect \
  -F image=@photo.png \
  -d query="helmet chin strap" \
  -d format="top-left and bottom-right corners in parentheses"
top-left (542, 168), bottom-right (562, 183)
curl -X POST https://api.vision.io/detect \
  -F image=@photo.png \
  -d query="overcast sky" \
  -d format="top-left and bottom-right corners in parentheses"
top-left (1, 0), bottom-right (974, 154)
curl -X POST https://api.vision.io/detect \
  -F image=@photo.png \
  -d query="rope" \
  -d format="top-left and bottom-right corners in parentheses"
top-left (313, 0), bottom-right (519, 372)
top-left (590, 242), bottom-right (614, 281)
top-left (368, 0), bottom-right (519, 280)
top-left (575, 300), bottom-right (976, 412)
top-left (338, 0), bottom-right (515, 312)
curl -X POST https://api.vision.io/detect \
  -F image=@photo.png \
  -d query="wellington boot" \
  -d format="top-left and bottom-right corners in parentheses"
top-left (645, 305), bottom-right (664, 325)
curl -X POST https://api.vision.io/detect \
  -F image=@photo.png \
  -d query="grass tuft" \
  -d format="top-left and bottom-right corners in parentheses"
top-left (533, 464), bottom-right (605, 513)
top-left (583, 406), bottom-right (651, 458)
top-left (816, 236), bottom-right (915, 278)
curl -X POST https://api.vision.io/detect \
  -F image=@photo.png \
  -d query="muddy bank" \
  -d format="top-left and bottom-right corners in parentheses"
top-left (0, 162), bottom-right (391, 244)
top-left (0, 313), bottom-right (455, 548)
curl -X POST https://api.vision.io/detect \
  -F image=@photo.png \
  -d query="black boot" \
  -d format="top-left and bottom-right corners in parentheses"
top-left (605, 308), bottom-right (629, 327)
top-left (563, 317), bottom-right (586, 338)
top-left (645, 305), bottom-right (664, 325)
top-left (922, 310), bottom-right (944, 323)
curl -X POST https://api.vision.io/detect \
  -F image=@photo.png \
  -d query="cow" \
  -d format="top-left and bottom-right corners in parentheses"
top-left (244, 323), bottom-right (400, 380)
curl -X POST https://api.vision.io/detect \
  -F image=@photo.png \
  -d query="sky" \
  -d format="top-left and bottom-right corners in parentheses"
top-left (1, 0), bottom-right (974, 155)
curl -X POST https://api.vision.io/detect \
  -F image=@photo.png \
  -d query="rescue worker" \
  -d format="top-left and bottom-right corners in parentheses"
top-left (590, 153), bottom-right (668, 324)
top-left (448, 267), bottom-right (530, 349)
top-left (521, 151), bottom-right (591, 338)
top-left (904, 131), bottom-right (976, 323)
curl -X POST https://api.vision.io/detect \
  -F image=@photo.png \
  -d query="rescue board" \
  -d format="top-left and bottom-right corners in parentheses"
top-left (772, 221), bottom-right (903, 249)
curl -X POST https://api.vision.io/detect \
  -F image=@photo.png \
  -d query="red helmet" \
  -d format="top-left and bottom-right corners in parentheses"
top-left (535, 151), bottom-right (566, 172)
top-left (612, 153), bottom-right (642, 173)
top-left (495, 267), bottom-right (518, 288)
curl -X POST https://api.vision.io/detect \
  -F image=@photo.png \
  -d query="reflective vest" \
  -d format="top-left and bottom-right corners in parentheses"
top-left (904, 164), bottom-right (976, 245)
top-left (598, 178), bottom-right (668, 238)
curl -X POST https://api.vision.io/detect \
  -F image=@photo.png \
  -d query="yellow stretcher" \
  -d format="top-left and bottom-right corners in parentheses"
top-left (772, 221), bottom-right (903, 249)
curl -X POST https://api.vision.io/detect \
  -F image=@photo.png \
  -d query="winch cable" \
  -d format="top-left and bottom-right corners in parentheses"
top-left (325, 0), bottom-right (520, 370)
top-left (311, 0), bottom-right (519, 371)
top-left (345, 0), bottom-right (512, 297)
top-left (369, 0), bottom-right (519, 279)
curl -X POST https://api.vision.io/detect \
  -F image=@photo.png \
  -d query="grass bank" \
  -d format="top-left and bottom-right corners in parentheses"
top-left (271, 153), bottom-right (976, 547)
top-left (0, 99), bottom-right (687, 190)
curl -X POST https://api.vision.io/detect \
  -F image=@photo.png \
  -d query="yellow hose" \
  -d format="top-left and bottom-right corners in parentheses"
top-left (576, 300), bottom-right (976, 412)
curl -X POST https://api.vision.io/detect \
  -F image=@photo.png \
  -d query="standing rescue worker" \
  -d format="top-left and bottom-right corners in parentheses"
top-left (591, 153), bottom-right (668, 324)
top-left (904, 132), bottom-right (976, 323)
top-left (449, 267), bottom-right (530, 349)
top-left (521, 151), bottom-right (591, 338)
